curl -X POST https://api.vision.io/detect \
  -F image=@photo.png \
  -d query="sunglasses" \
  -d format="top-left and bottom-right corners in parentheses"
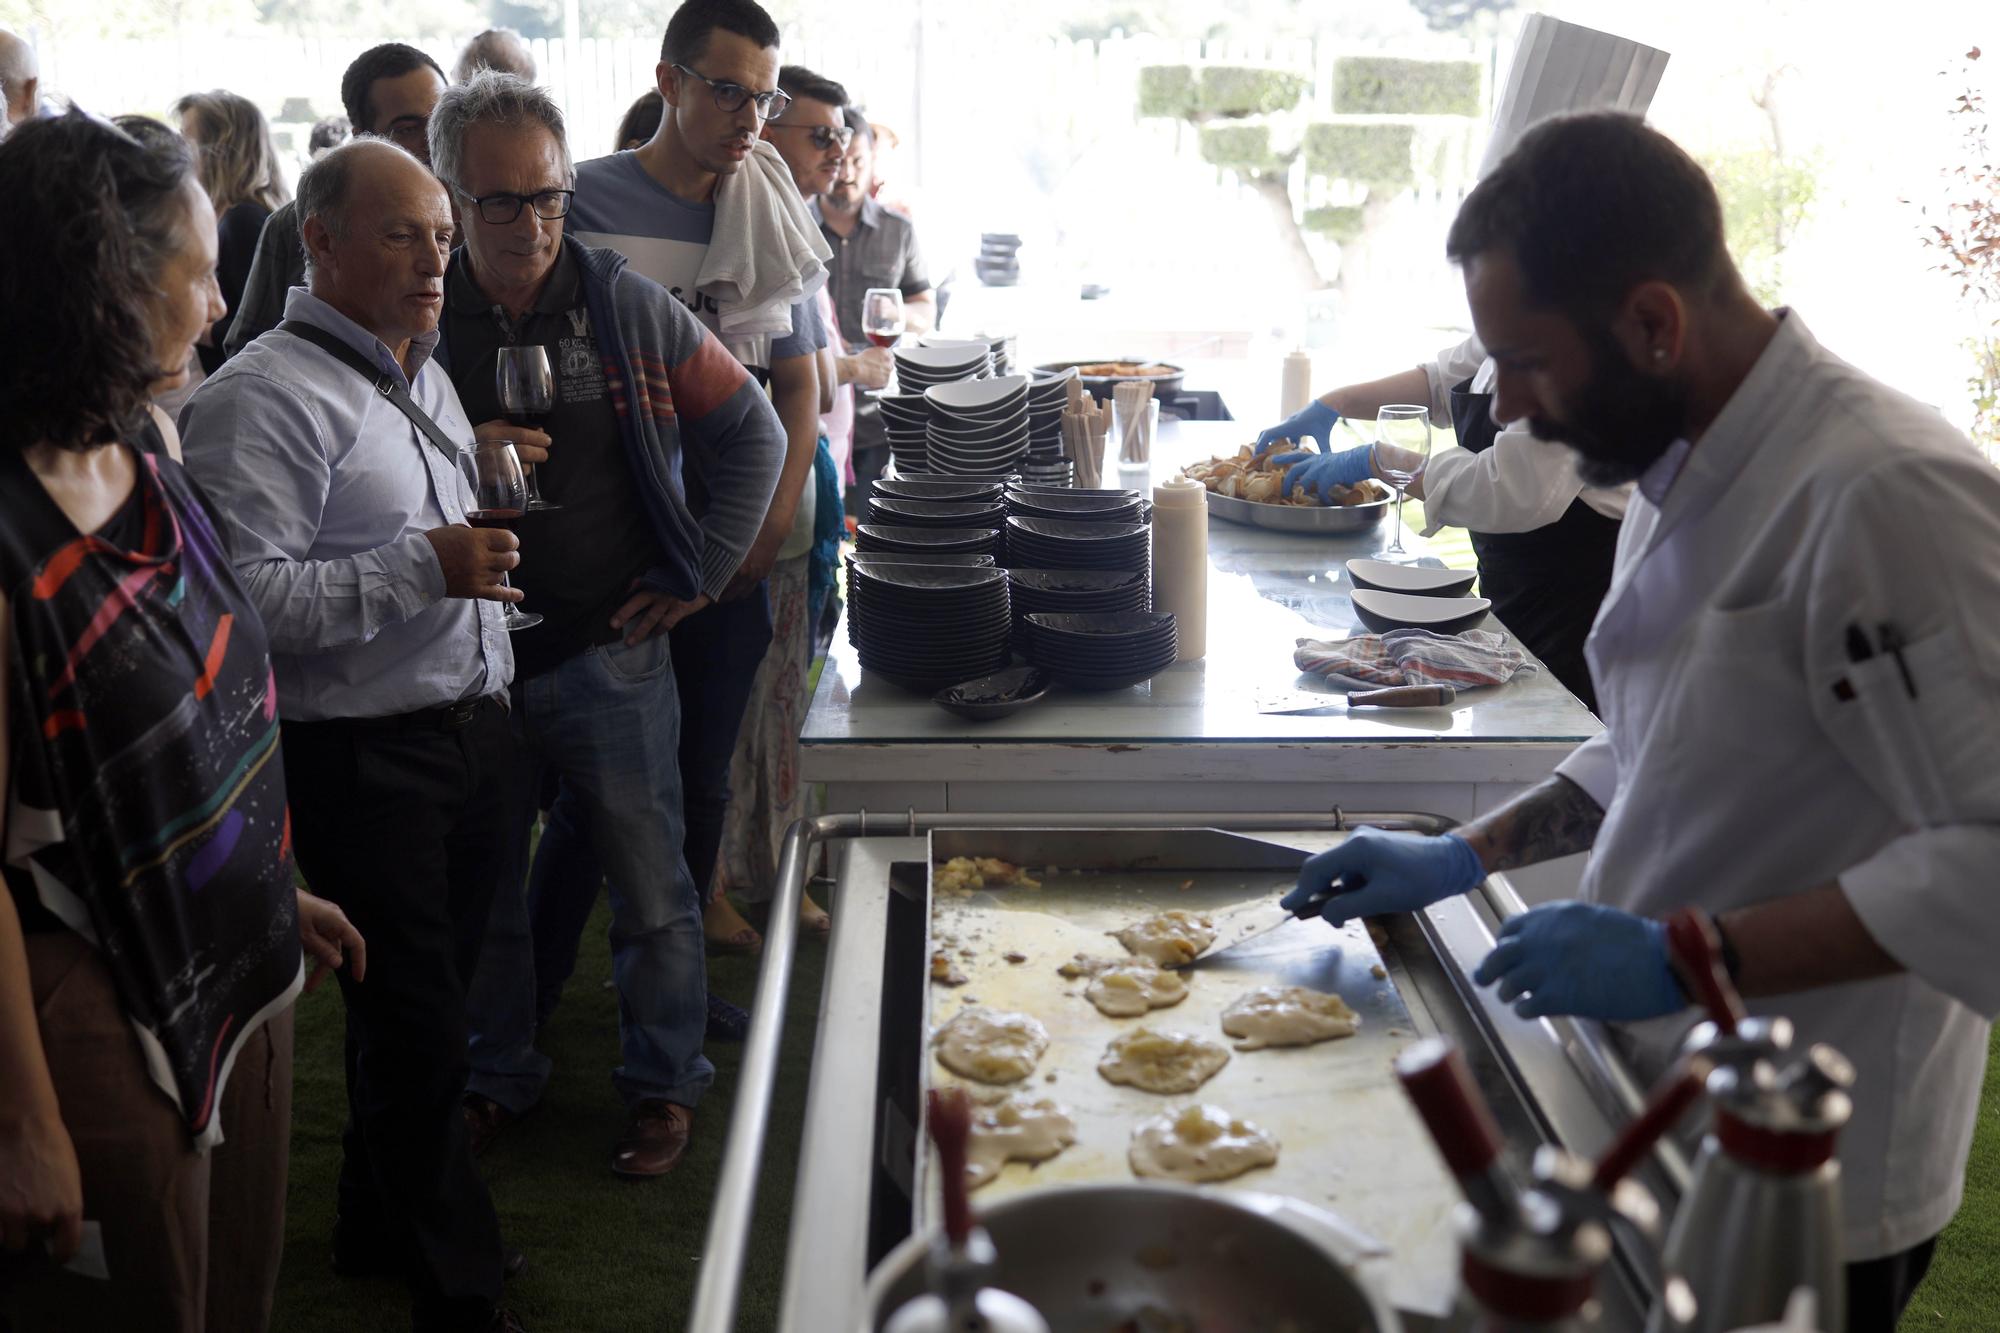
top-left (769, 122), bottom-right (854, 152)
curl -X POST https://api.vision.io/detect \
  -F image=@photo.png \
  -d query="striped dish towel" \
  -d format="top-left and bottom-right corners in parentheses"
top-left (1294, 629), bottom-right (1535, 690)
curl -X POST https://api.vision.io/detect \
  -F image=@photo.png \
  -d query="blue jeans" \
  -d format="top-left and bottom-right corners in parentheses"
top-left (527, 589), bottom-right (773, 1025)
top-left (463, 633), bottom-right (714, 1112)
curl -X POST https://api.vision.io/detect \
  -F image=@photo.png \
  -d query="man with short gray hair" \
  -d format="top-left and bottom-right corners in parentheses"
top-left (429, 72), bottom-right (787, 1179)
top-left (181, 135), bottom-right (530, 1332)
top-left (0, 28), bottom-right (39, 132)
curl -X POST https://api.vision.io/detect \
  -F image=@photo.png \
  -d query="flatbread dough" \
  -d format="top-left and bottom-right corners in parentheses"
top-left (1219, 985), bottom-right (1361, 1051)
top-left (1113, 911), bottom-right (1217, 968)
top-left (1129, 1104), bottom-right (1279, 1183)
top-left (934, 856), bottom-right (1041, 899)
top-left (1098, 1027), bottom-right (1231, 1094)
top-left (934, 1008), bottom-right (1051, 1084)
top-left (1087, 963), bottom-right (1190, 1018)
top-left (965, 1095), bottom-right (1078, 1189)
top-left (1056, 953), bottom-right (1122, 978)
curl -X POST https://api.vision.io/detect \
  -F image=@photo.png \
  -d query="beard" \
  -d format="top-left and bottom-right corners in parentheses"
top-left (1526, 328), bottom-right (1690, 488)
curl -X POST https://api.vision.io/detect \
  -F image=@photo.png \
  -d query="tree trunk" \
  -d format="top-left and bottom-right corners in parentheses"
top-left (1247, 172), bottom-right (1333, 291)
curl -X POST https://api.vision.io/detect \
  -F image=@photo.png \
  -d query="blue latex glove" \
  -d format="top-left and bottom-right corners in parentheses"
top-left (1472, 902), bottom-right (1688, 1021)
top-left (1272, 444), bottom-right (1375, 501)
top-left (1280, 827), bottom-right (1485, 928)
top-left (1255, 399), bottom-right (1342, 456)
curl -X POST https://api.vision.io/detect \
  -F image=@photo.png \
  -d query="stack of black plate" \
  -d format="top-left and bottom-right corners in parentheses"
top-left (925, 375), bottom-right (1030, 477)
top-left (1005, 489), bottom-right (1147, 524)
top-left (867, 497), bottom-right (1008, 529)
top-left (846, 563), bottom-right (1012, 692)
top-left (847, 552), bottom-right (995, 569)
top-left (1005, 568), bottom-right (1150, 651)
top-left (878, 392), bottom-right (931, 475)
top-left (874, 477), bottom-right (1007, 504)
top-left (855, 524), bottom-right (1002, 559)
top-left (1004, 515), bottom-right (1150, 575)
top-left (1023, 611), bottom-right (1177, 690)
top-left (977, 232), bottom-right (1022, 286)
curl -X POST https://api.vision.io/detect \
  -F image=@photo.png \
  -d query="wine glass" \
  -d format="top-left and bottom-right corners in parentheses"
top-left (1372, 404), bottom-right (1433, 559)
top-left (863, 287), bottom-right (905, 349)
top-left (495, 344), bottom-right (561, 513)
top-left (458, 440), bottom-right (543, 631)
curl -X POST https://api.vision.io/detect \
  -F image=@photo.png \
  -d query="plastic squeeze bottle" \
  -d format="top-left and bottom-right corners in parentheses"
top-left (1281, 347), bottom-right (1314, 417)
top-left (1151, 477), bottom-right (1208, 662)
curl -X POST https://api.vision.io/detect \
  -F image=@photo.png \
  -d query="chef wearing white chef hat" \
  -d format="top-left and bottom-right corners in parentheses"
top-left (1281, 111), bottom-right (2000, 1330)
top-left (1258, 16), bottom-right (1669, 712)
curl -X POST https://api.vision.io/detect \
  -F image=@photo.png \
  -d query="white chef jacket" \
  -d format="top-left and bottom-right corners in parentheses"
top-left (1415, 333), bottom-right (1631, 535)
top-left (1555, 311), bottom-right (2000, 1260)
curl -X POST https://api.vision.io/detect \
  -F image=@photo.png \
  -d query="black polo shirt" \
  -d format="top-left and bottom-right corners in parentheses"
top-left (444, 245), bottom-right (664, 680)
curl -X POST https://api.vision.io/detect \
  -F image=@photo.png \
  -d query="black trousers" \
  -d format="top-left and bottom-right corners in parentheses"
top-left (1846, 1234), bottom-right (1939, 1332)
top-left (282, 700), bottom-right (519, 1333)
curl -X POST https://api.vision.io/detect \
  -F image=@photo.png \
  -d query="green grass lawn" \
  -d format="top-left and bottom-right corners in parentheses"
top-left (1900, 1026), bottom-right (2000, 1330)
top-left (271, 897), bottom-right (826, 1332)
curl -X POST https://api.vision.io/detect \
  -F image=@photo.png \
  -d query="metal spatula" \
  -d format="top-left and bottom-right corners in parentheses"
top-left (1169, 886), bottom-right (1338, 970)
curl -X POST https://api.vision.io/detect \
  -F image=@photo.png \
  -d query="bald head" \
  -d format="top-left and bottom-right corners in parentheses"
top-left (0, 29), bottom-right (39, 128)
top-left (297, 138), bottom-right (454, 352)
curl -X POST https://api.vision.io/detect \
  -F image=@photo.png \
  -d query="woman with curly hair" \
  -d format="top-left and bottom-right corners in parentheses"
top-left (0, 109), bottom-right (362, 1332)
top-left (173, 90), bottom-right (289, 375)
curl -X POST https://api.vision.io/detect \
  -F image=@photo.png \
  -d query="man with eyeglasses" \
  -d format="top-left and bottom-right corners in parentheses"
top-left (224, 43), bottom-right (450, 357)
top-left (431, 72), bottom-right (786, 1183)
top-left (557, 0), bottom-right (832, 981)
top-left (815, 106), bottom-right (935, 499)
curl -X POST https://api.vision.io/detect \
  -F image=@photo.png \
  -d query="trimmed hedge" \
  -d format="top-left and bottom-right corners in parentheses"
top-left (1331, 56), bottom-right (1483, 117)
top-left (1138, 64), bottom-right (1198, 119)
top-left (1199, 122), bottom-right (1284, 175)
top-left (1198, 65), bottom-right (1307, 117)
top-left (1305, 122), bottom-right (1417, 189)
top-left (1304, 205), bottom-right (1367, 243)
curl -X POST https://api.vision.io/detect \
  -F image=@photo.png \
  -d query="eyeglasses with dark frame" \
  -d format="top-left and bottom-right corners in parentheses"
top-left (768, 122), bottom-right (854, 152)
top-left (671, 63), bottom-right (792, 120)
top-left (453, 186), bottom-right (576, 226)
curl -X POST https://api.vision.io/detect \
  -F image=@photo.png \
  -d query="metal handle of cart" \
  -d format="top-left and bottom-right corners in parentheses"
top-left (686, 809), bottom-right (1678, 1333)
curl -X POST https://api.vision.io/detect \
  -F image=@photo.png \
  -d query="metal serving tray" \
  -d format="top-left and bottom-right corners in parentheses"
top-left (921, 827), bottom-right (1460, 1317)
top-left (1204, 486), bottom-right (1391, 534)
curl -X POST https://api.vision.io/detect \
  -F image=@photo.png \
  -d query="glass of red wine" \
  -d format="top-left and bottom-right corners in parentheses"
top-left (863, 287), bottom-right (905, 349)
top-left (459, 440), bottom-right (543, 631)
top-left (496, 344), bottom-right (561, 512)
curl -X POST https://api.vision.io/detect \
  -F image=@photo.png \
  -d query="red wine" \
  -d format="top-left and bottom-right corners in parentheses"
top-left (467, 508), bottom-right (523, 530)
top-left (866, 329), bottom-right (902, 349)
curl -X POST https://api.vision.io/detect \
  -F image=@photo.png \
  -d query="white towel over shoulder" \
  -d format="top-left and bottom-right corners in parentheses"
top-left (698, 140), bottom-right (833, 339)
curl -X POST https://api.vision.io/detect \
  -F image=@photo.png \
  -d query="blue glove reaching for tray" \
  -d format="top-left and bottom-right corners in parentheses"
top-left (1473, 902), bottom-right (1689, 1021)
top-left (1255, 400), bottom-right (1342, 456)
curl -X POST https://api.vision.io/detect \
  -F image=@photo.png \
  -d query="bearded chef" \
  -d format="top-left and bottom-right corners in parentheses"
top-left (1283, 112), bottom-right (2000, 1333)
top-left (1258, 17), bottom-right (1669, 713)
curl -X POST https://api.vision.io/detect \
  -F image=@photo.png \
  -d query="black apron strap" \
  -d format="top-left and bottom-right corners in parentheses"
top-left (277, 319), bottom-right (463, 461)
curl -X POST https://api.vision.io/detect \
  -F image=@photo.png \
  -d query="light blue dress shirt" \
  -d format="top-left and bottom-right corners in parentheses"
top-left (180, 288), bottom-right (512, 721)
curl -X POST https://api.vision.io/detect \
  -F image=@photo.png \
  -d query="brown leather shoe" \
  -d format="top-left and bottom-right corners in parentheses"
top-left (611, 1099), bottom-right (693, 1178)
top-left (463, 1093), bottom-right (527, 1158)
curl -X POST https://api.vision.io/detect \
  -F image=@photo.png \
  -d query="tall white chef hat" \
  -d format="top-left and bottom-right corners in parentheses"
top-left (1478, 15), bottom-right (1672, 180)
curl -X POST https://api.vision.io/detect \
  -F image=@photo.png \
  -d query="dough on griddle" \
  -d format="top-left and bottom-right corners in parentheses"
top-left (1098, 1027), bottom-right (1230, 1094)
top-left (934, 1008), bottom-right (1050, 1084)
top-left (1057, 952), bottom-right (1122, 978)
top-left (1219, 985), bottom-right (1361, 1051)
top-left (1129, 1104), bottom-right (1279, 1183)
top-left (1113, 910), bottom-right (1217, 968)
top-left (965, 1095), bottom-right (1078, 1189)
top-left (1086, 962), bottom-right (1189, 1018)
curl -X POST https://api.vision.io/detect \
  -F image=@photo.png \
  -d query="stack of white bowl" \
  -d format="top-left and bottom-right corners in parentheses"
top-left (878, 392), bottom-right (933, 474)
top-left (894, 341), bottom-right (991, 394)
top-left (923, 374), bottom-right (1030, 477)
top-left (1020, 368), bottom-right (1076, 486)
